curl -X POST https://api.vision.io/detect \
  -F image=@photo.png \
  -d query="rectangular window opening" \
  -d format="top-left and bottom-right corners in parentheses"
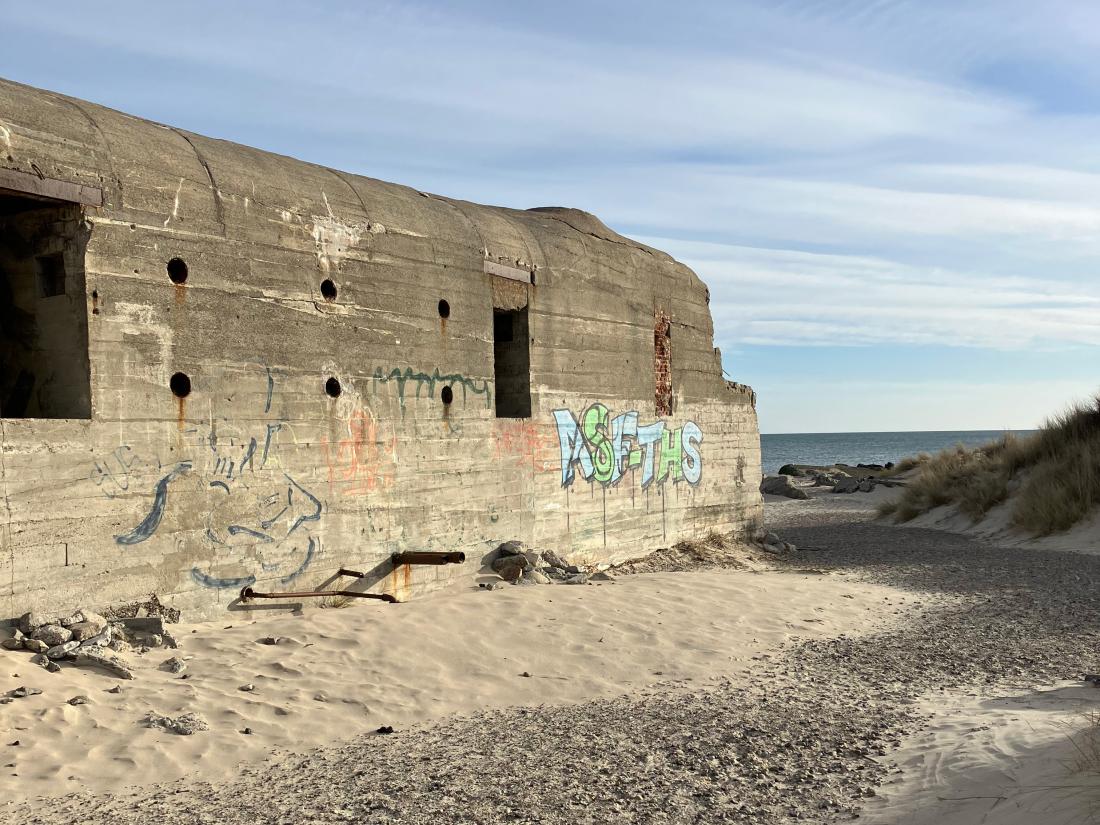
top-left (655, 309), bottom-right (672, 416)
top-left (493, 307), bottom-right (531, 418)
top-left (0, 189), bottom-right (91, 419)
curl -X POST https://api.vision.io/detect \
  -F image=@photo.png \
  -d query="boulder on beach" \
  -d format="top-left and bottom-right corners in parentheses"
top-left (777, 464), bottom-right (802, 477)
top-left (832, 477), bottom-right (861, 494)
top-left (760, 475), bottom-right (809, 500)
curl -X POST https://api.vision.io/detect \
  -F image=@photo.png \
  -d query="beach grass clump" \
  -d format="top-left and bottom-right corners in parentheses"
top-left (883, 394), bottom-right (1100, 535)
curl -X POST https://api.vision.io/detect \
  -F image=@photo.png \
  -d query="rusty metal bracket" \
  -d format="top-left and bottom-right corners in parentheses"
top-left (238, 568), bottom-right (397, 604)
top-left (391, 551), bottom-right (466, 566)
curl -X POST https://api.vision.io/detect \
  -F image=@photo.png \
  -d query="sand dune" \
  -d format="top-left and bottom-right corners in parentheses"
top-left (0, 568), bottom-right (911, 803)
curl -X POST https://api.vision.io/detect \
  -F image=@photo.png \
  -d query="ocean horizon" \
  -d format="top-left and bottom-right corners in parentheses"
top-left (759, 429), bottom-right (1037, 475)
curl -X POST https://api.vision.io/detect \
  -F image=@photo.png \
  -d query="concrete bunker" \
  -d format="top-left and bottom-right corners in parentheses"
top-left (0, 77), bottom-right (762, 621)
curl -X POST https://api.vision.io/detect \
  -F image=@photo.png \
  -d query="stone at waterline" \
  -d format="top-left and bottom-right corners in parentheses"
top-left (760, 476), bottom-right (809, 500)
top-left (777, 464), bottom-right (803, 476)
top-left (832, 478), bottom-right (861, 494)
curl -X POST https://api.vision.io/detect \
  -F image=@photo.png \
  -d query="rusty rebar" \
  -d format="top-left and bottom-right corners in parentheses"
top-left (239, 587), bottom-right (397, 604)
top-left (391, 551), bottom-right (466, 566)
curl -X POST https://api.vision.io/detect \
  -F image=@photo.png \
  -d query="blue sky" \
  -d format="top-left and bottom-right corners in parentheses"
top-left (3, 1), bottom-right (1099, 433)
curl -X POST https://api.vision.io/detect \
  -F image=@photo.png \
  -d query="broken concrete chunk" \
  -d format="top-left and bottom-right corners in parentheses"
top-left (495, 540), bottom-right (526, 557)
top-left (74, 649), bottom-right (134, 680)
top-left (159, 656), bottom-right (186, 674)
top-left (46, 641), bottom-right (80, 659)
top-left (541, 550), bottom-right (569, 570)
top-left (142, 712), bottom-right (208, 735)
top-left (79, 627), bottom-right (112, 649)
top-left (68, 622), bottom-right (103, 642)
top-left (115, 616), bottom-right (165, 636)
top-left (7, 686), bottom-right (42, 699)
top-left (18, 612), bottom-right (57, 635)
top-left (31, 624), bottom-right (73, 647)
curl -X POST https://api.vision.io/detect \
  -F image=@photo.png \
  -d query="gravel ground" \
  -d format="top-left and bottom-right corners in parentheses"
top-left (9, 504), bottom-right (1100, 825)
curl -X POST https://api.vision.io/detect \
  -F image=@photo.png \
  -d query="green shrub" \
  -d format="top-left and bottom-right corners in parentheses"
top-left (886, 393), bottom-right (1100, 535)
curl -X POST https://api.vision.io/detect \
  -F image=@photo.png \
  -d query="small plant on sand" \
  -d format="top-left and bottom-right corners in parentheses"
top-left (883, 394), bottom-right (1100, 535)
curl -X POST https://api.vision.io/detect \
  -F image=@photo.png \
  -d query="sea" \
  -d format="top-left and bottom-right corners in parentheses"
top-left (759, 430), bottom-right (1038, 475)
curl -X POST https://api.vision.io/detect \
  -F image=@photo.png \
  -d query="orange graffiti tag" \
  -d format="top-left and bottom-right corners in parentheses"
top-left (321, 407), bottom-right (398, 496)
top-left (493, 419), bottom-right (556, 472)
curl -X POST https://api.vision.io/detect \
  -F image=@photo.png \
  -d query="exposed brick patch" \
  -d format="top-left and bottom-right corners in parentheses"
top-left (654, 308), bottom-right (672, 416)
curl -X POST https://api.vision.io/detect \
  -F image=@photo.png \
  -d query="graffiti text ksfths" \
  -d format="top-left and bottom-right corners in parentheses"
top-left (553, 404), bottom-right (702, 489)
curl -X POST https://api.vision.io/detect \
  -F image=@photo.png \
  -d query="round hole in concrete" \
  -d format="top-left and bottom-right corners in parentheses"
top-left (326, 377), bottom-right (342, 398)
top-left (321, 279), bottom-right (337, 301)
top-left (170, 372), bottom-right (192, 398)
top-left (167, 258), bottom-right (188, 284)
top-left (438, 299), bottom-right (450, 319)
top-left (441, 385), bottom-right (454, 405)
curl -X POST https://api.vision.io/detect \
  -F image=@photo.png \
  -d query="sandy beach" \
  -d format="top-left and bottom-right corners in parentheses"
top-left (4, 481), bottom-right (1100, 823)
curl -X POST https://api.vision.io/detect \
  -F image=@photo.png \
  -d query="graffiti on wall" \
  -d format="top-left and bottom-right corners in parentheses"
top-left (492, 418), bottom-right (557, 472)
top-left (95, 368), bottom-right (324, 589)
top-left (321, 403), bottom-right (398, 496)
top-left (552, 403), bottom-right (702, 489)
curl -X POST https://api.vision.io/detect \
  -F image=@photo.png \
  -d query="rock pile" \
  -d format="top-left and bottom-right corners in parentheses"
top-left (488, 541), bottom-right (596, 586)
top-left (2, 609), bottom-right (178, 679)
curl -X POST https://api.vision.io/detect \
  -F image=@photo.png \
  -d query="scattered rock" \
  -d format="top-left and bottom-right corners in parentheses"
top-left (590, 571), bottom-right (615, 582)
top-left (526, 569), bottom-right (551, 585)
top-left (541, 550), bottom-right (569, 570)
top-left (257, 637), bottom-right (287, 646)
top-left (159, 656), bottom-right (187, 674)
top-left (69, 621), bottom-right (104, 642)
top-left (74, 649), bottom-right (134, 680)
top-left (760, 475), bottom-right (810, 500)
top-left (491, 554), bottom-right (529, 581)
top-left (107, 685), bottom-right (123, 694)
top-left (79, 628), bottom-right (112, 649)
top-left (241, 727), bottom-right (253, 735)
top-left (142, 712), bottom-right (208, 735)
top-left (67, 695), bottom-right (89, 706)
top-left (46, 641), bottom-right (80, 660)
top-left (565, 574), bottom-right (589, 585)
top-left (7, 686), bottom-right (42, 699)
top-left (18, 612), bottom-right (57, 635)
top-left (495, 540), bottom-right (526, 557)
top-left (478, 582), bottom-right (501, 591)
top-left (21, 639), bottom-right (48, 654)
top-left (858, 479), bottom-right (876, 493)
top-left (376, 725), bottom-right (394, 735)
top-left (520, 671), bottom-right (532, 678)
top-left (31, 624), bottom-right (73, 647)
top-left (832, 477), bottom-right (861, 494)
top-left (239, 683), bottom-right (255, 692)
top-left (313, 692), bottom-right (328, 702)
top-left (1, 638), bottom-right (24, 651)
top-left (29, 653), bottom-right (51, 669)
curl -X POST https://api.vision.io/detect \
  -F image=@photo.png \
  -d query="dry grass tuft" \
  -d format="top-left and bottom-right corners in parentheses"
top-left (884, 394), bottom-right (1100, 535)
top-left (317, 594), bottom-right (354, 609)
top-left (891, 453), bottom-right (931, 474)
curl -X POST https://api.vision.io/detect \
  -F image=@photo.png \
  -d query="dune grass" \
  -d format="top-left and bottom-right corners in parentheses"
top-left (879, 394), bottom-right (1100, 535)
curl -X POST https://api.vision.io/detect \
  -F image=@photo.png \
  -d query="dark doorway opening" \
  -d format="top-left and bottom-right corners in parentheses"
top-left (492, 307), bottom-right (531, 418)
top-left (0, 190), bottom-right (91, 419)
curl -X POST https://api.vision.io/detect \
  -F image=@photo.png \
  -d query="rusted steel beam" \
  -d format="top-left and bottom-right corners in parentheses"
top-left (391, 551), bottom-right (466, 566)
top-left (239, 587), bottom-right (397, 604)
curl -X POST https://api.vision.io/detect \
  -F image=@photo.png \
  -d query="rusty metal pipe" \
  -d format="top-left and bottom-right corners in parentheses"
top-left (239, 587), bottom-right (397, 604)
top-left (391, 551), bottom-right (466, 566)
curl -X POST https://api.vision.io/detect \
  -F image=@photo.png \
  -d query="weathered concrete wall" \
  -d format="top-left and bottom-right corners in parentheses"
top-left (0, 77), bottom-right (762, 619)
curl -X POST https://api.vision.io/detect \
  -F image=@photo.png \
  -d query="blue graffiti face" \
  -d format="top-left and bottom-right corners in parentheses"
top-left (108, 368), bottom-right (323, 589)
top-left (553, 405), bottom-right (702, 489)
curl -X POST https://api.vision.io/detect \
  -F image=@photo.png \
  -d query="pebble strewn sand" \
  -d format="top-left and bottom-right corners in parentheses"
top-left (6, 488), bottom-right (1100, 823)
